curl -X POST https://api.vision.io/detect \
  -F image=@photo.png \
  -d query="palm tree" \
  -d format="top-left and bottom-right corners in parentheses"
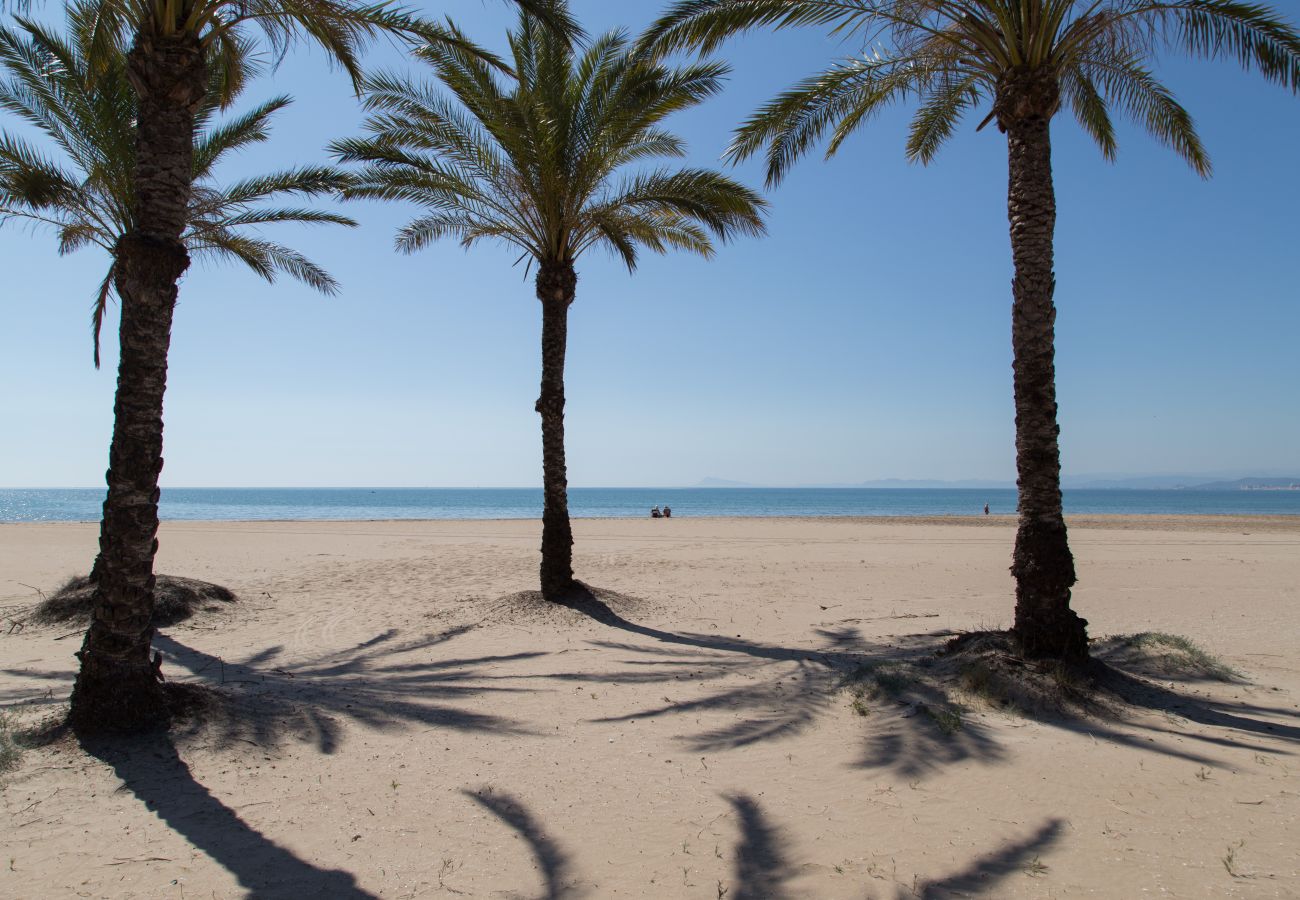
top-left (643, 0), bottom-right (1300, 663)
top-left (0, 10), bottom-right (354, 369)
top-left (333, 4), bottom-right (767, 601)
top-left (0, 5), bottom-right (364, 734)
top-left (14, 0), bottom-right (575, 735)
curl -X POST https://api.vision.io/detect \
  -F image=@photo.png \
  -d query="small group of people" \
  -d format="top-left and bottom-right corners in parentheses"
top-left (650, 505), bottom-right (673, 519)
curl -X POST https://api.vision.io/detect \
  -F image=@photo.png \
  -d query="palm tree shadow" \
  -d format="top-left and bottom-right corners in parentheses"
top-left (726, 792), bottom-right (796, 900)
top-left (555, 584), bottom-right (1296, 774)
top-left (153, 625), bottom-right (543, 754)
top-left (462, 788), bottom-right (584, 899)
top-left (898, 818), bottom-right (1064, 899)
top-left (80, 729), bottom-right (376, 899)
top-left (553, 584), bottom-right (1007, 772)
top-left (1067, 660), bottom-right (1300, 762)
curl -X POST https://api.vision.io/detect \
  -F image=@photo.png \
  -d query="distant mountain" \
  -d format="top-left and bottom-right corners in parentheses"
top-left (1064, 475), bottom-right (1207, 490)
top-left (1186, 477), bottom-right (1300, 491)
top-left (1064, 474), bottom-right (1300, 490)
top-left (695, 477), bottom-right (755, 488)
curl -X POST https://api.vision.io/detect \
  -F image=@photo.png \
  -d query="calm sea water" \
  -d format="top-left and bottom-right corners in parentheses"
top-left (1, 487), bottom-right (1297, 522)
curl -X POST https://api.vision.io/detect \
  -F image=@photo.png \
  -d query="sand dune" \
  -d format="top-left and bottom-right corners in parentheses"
top-left (1, 516), bottom-right (1297, 898)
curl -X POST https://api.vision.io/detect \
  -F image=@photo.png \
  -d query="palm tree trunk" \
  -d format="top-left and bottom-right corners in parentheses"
top-left (535, 260), bottom-right (577, 600)
top-left (69, 34), bottom-right (208, 734)
top-left (998, 70), bottom-right (1089, 663)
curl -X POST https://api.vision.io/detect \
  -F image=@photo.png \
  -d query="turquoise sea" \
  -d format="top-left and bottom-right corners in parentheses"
top-left (1, 487), bottom-right (1298, 522)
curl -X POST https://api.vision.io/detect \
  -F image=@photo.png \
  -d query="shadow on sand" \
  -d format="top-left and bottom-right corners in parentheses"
top-left (464, 788), bottom-right (584, 899)
top-left (152, 624), bottom-right (541, 753)
top-left (446, 784), bottom-right (1064, 899)
top-left (900, 818), bottom-right (1064, 899)
top-left (550, 583), bottom-right (1299, 776)
top-left (81, 726), bottom-right (376, 899)
top-left (726, 791), bottom-right (796, 900)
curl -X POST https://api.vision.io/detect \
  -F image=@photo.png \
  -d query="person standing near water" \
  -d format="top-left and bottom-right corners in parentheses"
top-left (984, 504), bottom-right (990, 516)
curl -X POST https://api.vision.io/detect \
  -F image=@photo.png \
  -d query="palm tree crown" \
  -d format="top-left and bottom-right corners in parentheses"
top-left (334, 15), bottom-right (767, 271)
top-left (644, 0), bottom-right (1300, 182)
top-left (0, 7), bottom-right (356, 366)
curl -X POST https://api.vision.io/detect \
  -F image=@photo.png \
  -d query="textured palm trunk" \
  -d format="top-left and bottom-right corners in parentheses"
top-left (997, 69), bottom-right (1089, 663)
top-left (535, 261), bottom-right (578, 600)
top-left (69, 33), bottom-right (208, 733)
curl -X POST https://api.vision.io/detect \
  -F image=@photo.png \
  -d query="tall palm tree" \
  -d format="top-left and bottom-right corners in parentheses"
top-left (644, 0), bottom-right (1300, 663)
top-left (0, 4), bottom-right (363, 734)
top-left (20, 0), bottom-right (575, 734)
top-left (1, 11), bottom-right (354, 369)
top-left (333, 4), bottom-right (767, 601)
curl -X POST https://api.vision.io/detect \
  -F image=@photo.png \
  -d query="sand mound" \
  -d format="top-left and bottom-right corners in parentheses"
top-left (32, 575), bottom-right (238, 628)
top-left (1092, 631), bottom-right (1243, 682)
top-left (477, 582), bottom-right (666, 628)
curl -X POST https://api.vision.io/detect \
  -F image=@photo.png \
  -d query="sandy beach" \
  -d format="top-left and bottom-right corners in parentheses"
top-left (1, 515), bottom-right (1297, 898)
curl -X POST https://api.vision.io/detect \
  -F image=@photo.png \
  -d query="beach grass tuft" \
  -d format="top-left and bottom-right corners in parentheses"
top-left (1096, 632), bottom-right (1241, 682)
top-left (0, 709), bottom-right (19, 775)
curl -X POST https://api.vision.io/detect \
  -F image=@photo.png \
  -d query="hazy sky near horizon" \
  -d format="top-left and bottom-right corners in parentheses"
top-left (2, 1), bottom-right (1298, 488)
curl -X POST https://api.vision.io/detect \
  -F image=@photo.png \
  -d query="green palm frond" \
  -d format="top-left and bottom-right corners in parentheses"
top-left (193, 95), bottom-right (292, 179)
top-left (641, 0), bottom-right (872, 57)
top-left (1062, 67), bottom-right (1118, 161)
top-left (334, 0), bottom-right (767, 273)
top-left (726, 53), bottom-right (926, 184)
top-left (905, 70), bottom-right (983, 163)
top-left (0, 3), bottom-right (355, 366)
top-left (189, 232), bottom-right (344, 293)
top-left (1081, 52), bottom-right (1210, 175)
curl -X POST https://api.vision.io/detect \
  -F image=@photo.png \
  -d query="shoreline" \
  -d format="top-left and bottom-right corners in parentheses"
top-left (4, 512), bottom-right (1299, 531)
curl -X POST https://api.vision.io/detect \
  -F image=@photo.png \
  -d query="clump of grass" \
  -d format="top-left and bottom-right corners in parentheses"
top-left (1222, 842), bottom-right (1247, 877)
top-left (844, 663), bottom-right (913, 717)
top-left (1099, 632), bottom-right (1241, 682)
top-left (1023, 855), bottom-right (1049, 877)
top-left (843, 663), bottom-right (966, 734)
top-left (941, 632), bottom-right (1096, 717)
top-left (922, 704), bottom-right (964, 734)
top-left (0, 709), bottom-right (20, 775)
top-left (31, 574), bottom-right (237, 628)
top-left (955, 659), bottom-right (1025, 714)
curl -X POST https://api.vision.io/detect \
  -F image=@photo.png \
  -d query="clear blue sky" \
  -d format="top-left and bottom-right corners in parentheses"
top-left (2, 1), bottom-right (1297, 488)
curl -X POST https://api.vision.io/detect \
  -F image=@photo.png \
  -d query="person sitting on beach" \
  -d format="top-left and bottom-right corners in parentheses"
top-left (651, 506), bottom-right (662, 518)
top-left (663, 506), bottom-right (672, 518)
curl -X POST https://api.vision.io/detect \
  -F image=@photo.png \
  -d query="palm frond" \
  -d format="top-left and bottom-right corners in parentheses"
top-left (641, 0), bottom-right (866, 57)
top-left (905, 70), bottom-right (982, 163)
top-left (91, 265), bottom-right (115, 369)
top-left (1062, 66), bottom-right (1118, 161)
top-left (1085, 51), bottom-right (1210, 175)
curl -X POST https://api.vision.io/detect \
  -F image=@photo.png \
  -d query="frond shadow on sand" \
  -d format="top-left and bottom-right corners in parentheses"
top-left (541, 583), bottom-right (1298, 777)
top-left (153, 624), bottom-right (543, 754)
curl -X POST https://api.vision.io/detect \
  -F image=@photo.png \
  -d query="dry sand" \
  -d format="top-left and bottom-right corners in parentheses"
top-left (1, 515), bottom-right (1297, 898)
